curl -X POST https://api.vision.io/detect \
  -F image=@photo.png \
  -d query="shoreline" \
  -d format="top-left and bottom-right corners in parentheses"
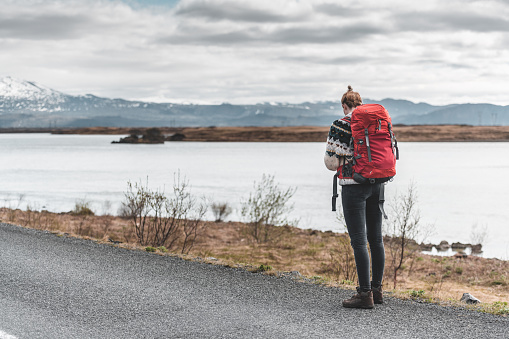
top-left (1, 125), bottom-right (509, 142)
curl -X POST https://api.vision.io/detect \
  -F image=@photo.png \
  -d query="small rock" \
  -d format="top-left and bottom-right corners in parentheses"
top-left (290, 271), bottom-right (303, 279)
top-left (277, 270), bottom-right (305, 280)
top-left (420, 243), bottom-right (433, 251)
top-left (451, 242), bottom-right (468, 250)
top-left (436, 240), bottom-right (450, 251)
top-left (206, 257), bottom-right (218, 261)
top-left (471, 244), bottom-right (483, 254)
top-left (460, 293), bottom-right (481, 304)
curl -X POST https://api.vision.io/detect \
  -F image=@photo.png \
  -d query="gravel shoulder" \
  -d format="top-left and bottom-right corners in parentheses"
top-left (0, 223), bottom-right (507, 339)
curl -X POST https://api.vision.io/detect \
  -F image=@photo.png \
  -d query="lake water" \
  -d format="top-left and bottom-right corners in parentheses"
top-left (0, 134), bottom-right (508, 260)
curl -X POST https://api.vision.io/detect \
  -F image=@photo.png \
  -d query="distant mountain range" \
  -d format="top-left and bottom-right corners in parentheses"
top-left (1, 77), bottom-right (508, 128)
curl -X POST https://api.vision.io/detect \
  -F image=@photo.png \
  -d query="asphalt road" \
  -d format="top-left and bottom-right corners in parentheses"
top-left (0, 222), bottom-right (507, 339)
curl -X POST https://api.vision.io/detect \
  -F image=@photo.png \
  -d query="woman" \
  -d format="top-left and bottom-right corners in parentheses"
top-left (324, 86), bottom-right (384, 309)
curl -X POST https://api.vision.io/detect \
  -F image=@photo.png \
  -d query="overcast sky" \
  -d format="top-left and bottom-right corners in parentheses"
top-left (1, 0), bottom-right (508, 105)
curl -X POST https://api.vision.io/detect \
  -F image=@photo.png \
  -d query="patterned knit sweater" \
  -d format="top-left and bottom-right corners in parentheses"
top-left (324, 113), bottom-right (357, 185)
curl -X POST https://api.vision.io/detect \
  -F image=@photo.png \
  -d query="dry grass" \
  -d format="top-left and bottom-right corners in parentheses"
top-left (1, 207), bottom-right (507, 311)
top-left (0, 207), bottom-right (130, 242)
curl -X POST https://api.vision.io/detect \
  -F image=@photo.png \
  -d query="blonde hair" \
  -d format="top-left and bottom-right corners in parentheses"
top-left (341, 85), bottom-right (362, 109)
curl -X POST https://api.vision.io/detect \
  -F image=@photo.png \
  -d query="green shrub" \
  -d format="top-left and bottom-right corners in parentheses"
top-left (72, 200), bottom-right (95, 216)
top-left (491, 280), bottom-right (506, 286)
top-left (258, 264), bottom-right (272, 272)
top-left (145, 246), bottom-right (156, 252)
top-left (157, 246), bottom-right (168, 253)
top-left (491, 301), bottom-right (509, 315)
top-left (340, 279), bottom-right (355, 285)
top-left (455, 267), bottom-right (463, 275)
top-left (311, 276), bottom-right (326, 284)
top-left (409, 290), bottom-right (426, 299)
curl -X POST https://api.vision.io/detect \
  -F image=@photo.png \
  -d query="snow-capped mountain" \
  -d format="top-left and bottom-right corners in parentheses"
top-left (0, 77), bottom-right (67, 111)
top-left (0, 77), bottom-right (65, 100)
top-left (1, 77), bottom-right (508, 128)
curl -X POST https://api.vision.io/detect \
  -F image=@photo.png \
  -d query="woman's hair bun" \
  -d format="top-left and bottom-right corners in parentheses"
top-left (341, 85), bottom-right (362, 108)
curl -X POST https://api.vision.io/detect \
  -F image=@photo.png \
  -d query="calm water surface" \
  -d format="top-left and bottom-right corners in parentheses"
top-left (0, 134), bottom-right (508, 259)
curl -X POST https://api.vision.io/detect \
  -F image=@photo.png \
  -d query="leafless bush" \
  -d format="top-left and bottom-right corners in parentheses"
top-left (241, 174), bottom-right (296, 243)
top-left (470, 222), bottom-right (489, 246)
top-left (122, 173), bottom-right (208, 253)
top-left (181, 199), bottom-right (207, 254)
top-left (101, 200), bottom-right (113, 216)
top-left (3, 194), bottom-right (25, 222)
top-left (384, 182), bottom-right (434, 289)
top-left (75, 215), bottom-right (92, 236)
top-left (22, 202), bottom-right (40, 228)
top-left (98, 215), bottom-right (114, 238)
top-left (123, 179), bottom-right (153, 245)
top-left (122, 225), bottom-right (136, 243)
top-left (324, 234), bottom-right (357, 283)
top-left (211, 202), bottom-right (232, 222)
top-left (332, 193), bottom-right (358, 283)
top-left (18, 203), bottom-right (60, 231)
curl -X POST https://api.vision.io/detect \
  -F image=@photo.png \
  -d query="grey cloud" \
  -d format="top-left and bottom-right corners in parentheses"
top-left (0, 13), bottom-right (95, 40)
top-left (160, 22), bottom-right (386, 46)
top-left (175, 1), bottom-right (306, 23)
top-left (313, 3), bottom-right (364, 17)
top-left (329, 56), bottom-right (369, 64)
top-left (394, 10), bottom-right (509, 33)
top-left (280, 55), bottom-right (367, 65)
top-left (415, 58), bottom-right (475, 69)
top-left (447, 63), bottom-right (475, 69)
top-left (159, 27), bottom-right (259, 45)
top-left (269, 24), bottom-right (384, 44)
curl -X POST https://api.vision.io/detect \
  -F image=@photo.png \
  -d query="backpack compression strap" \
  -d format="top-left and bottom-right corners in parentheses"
top-left (379, 184), bottom-right (388, 219)
top-left (332, 171), bottom-right (339, 211)
top-left (364, 128), bottom-right (372, 162)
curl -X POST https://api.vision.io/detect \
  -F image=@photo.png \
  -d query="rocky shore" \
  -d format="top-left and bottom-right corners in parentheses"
top-left (419, 240), bottom-right (483, 257)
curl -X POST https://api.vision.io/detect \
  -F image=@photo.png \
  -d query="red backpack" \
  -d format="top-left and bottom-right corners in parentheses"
top-left (349, 104), bottom-right (399, 183)
top-left (332, 104), bottom-right (399, 213)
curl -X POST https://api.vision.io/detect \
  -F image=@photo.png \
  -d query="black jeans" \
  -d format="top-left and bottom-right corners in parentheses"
top-left (341, 184), bottom-right (385, 291)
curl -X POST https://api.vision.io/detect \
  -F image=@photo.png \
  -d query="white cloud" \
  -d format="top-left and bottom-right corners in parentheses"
top-left (0, 0), bottom-right (508, 105)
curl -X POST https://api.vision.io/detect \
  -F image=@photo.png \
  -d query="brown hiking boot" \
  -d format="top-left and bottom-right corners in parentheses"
top-left (372, 285), bottom-right (383, 304)
top-left (342, 288), bottom-right (374, 309)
